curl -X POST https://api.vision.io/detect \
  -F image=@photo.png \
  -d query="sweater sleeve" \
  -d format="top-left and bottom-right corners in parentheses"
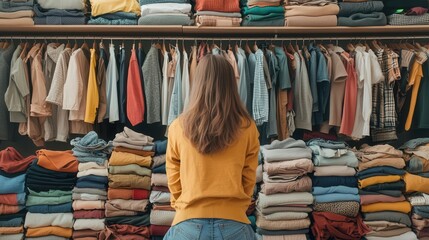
top-left (242, 122), bottom-right (259, 198)
top-left (166, 122), bottom-right (182, 208)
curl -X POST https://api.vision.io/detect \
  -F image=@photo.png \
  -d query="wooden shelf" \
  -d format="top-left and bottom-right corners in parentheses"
top-left (2, 25), bottom-right (429, 38)
top-left (1, 25), bottom-right (183, 37)
top-left (183, 25), bottom-right (429, 37)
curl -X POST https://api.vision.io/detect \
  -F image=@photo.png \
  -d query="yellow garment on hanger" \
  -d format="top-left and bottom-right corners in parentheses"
top-left (84, 48), bottom-right (99, 124)
top-left (405, 60), bottom-right (423, 131)
top-left (90, 0), bottom-right (141, 17)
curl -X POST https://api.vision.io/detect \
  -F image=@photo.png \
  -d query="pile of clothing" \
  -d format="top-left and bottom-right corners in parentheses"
top-left (256, 139), bottom-right (313, 239)
top-left (33, 0), bottom-right (87, 25)
top-left (357, 144), bottom-right (417, 240)
top-left (150, 140), bottom-right (175, 240)
top-left (384, 1), bottom-right (429, 25)
top-left (402, 138), bottom-right (429, 239)
top-left (284, 0), bottom-right (338, 27)
top-left (0, 147), bottom-right (34, 240)
top-left (24, 150), bottom-right (78, 240)
top-left (71, 131), bottom-right (112, 240)
top-left (139, 0), bottom-right (193, 25)
top-left (88, 0), bottom-right (140, 25)
top-left (310, 139), bottom-right (368, 240)
top-left (0, 0), bottom-right (33, 26)
top-left (337, 0), bottom-right (386, 26)
top-left (194, 0), bottom-right (242, 27)
top-left (241, 0), bottom-right (284, 26)
top-left (102, 127), bottom-right (153, 239)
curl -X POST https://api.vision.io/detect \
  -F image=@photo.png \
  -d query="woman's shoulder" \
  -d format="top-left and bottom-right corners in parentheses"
top-left (241, 118), bottom-right (258, 136)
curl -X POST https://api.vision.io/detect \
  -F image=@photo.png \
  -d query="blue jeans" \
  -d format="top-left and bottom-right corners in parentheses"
top-left (164, 219), bottom-right (256, 240)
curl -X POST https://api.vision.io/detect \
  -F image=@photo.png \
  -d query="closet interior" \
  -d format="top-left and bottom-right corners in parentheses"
top-left (1, 24), bottom-right (429, 240)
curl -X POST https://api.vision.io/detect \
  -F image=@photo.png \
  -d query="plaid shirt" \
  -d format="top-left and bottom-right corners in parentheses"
top-left (196, 15), bottom-right (242, 27)
top-left (371, 48), bottom-right (400, 142)
top-left (253, 49), bottom-right (269, 126)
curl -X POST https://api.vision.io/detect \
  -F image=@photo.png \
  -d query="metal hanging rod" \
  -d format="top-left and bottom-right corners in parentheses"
top-left (2, 35), bottom-right (429, 41)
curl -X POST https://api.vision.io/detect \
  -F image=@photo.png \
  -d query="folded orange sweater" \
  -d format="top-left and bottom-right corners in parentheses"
top-left (195, 0), bottom-right (240, 13)
top-left (109, 151), bottom-right (152, 168)
top-left (26, 226), bottom-right (73, 238)
top-left (404, 173), bottom-right (429, 194)
top-left (361, 201), bottom-right (411, 214)
top-left (37, 149), bottom-right (78, 173)
top-left (359, 175), bottom-right (402, 189)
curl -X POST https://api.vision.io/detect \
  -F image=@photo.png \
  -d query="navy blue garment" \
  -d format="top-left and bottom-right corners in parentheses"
top-left (77, 175), bottom-right (108, 184)
top-left (27, 202), bottom-right (73, 213)
top-left (357, 166), bottom-right (406, 179)
top-left (312, 176), bottom-right (358, 188)
top-left (153, 164), bottom-right (166, 174)
top-left (75, 181), bottom-right (107, 190)
top-left (27, 160), bottom-right (77, 179)
top-left (362, 181), bottom-right (405, 192)
top-left (106, 213), bottom-right (150, 226)
top-left (118, 46), bottom-right (128, 124)
top-left (359, 190), bottom-right (403, 197)
top-left (0, 211), bottom-right (25, 227)
top-left (155, 140), bottom-right (167, 155)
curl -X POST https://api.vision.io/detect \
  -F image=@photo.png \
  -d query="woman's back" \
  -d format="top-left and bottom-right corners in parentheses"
top-left (164, 54), bottom-right (259, 240)
top-left (167, 117), bottom-right (259, 225)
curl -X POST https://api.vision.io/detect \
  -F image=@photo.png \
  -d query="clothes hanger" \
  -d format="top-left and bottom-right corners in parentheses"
top-left (72, 38), bottom-right (78, 52)
top-left (244, 40), bottom-right (252, 54)
top-left (287, 40), bottom-right (295, 54)
top-left (65, 37), bottom-right (71, 49)
top-left (92, 37), bottom-right (97, 50)
top-left (252, 40), bottom-right (259, 52)
top-left (161, 38), bottom-right (166, 55)
top-left (294, 39), bottom-right (300, 52)
top-left (19, 41), bottom-right (28, 59)
top-left (182, 38), bottom-right (186, 52)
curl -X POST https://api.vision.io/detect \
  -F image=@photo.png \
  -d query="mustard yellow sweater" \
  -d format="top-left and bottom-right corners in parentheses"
top-left (166, 118), bottom-right (259, 225)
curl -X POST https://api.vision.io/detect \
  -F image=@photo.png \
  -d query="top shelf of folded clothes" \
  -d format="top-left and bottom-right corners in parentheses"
top-left (1, 25), bottom-right (429, 38)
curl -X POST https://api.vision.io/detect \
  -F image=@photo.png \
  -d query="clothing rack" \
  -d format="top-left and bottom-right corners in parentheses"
top-left (2, 35), bottom-right (429, 41)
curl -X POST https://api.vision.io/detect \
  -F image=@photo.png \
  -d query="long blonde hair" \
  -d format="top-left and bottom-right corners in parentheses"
top-left (182, 54), bottom-right (251, 154)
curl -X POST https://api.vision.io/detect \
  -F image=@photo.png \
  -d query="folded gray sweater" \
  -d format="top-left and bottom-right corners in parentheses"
top-left (338, 1), bottom-right (384, 17)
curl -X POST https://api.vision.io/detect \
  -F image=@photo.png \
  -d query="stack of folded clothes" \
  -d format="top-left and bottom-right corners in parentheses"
top-left (194, 0), bottom-right (242, 27)
top-left (71, 131), bottom-right (112, 240)
top-left (256, 138), bottom-right (314, 239)
top-left (401, 138), bottom-right (429, 239)
top-left (24, 150), bottom-right (78, 240)
top-left (249, 150), bottom-right (265, 232)
top-left (357, 144), bottom-right (417, 240)
top-left (101, 127), bottom-right (153, 239)
top-left (0, 147), bottom-right (34, 240)
top-left (384, 0), bottom-right (429, 26)
top-left (139, 0), bottom-right (193, 25)
top-left (0, 0), bottom-right (33, 25)
top-left (150, 140), bottom-right (176, 240)
top-left (88, 0), bottom-right (140, 25)
top-left (284, 0), bottom-right (339, 27)
top-left (337, 0), bottom-right (386, 26)
top-left (309, 139), bottom-right (369, 240)
top-left (241, 0), bottom-right (284, 26)
top-left (33, 0), bottom-right (87, 25)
